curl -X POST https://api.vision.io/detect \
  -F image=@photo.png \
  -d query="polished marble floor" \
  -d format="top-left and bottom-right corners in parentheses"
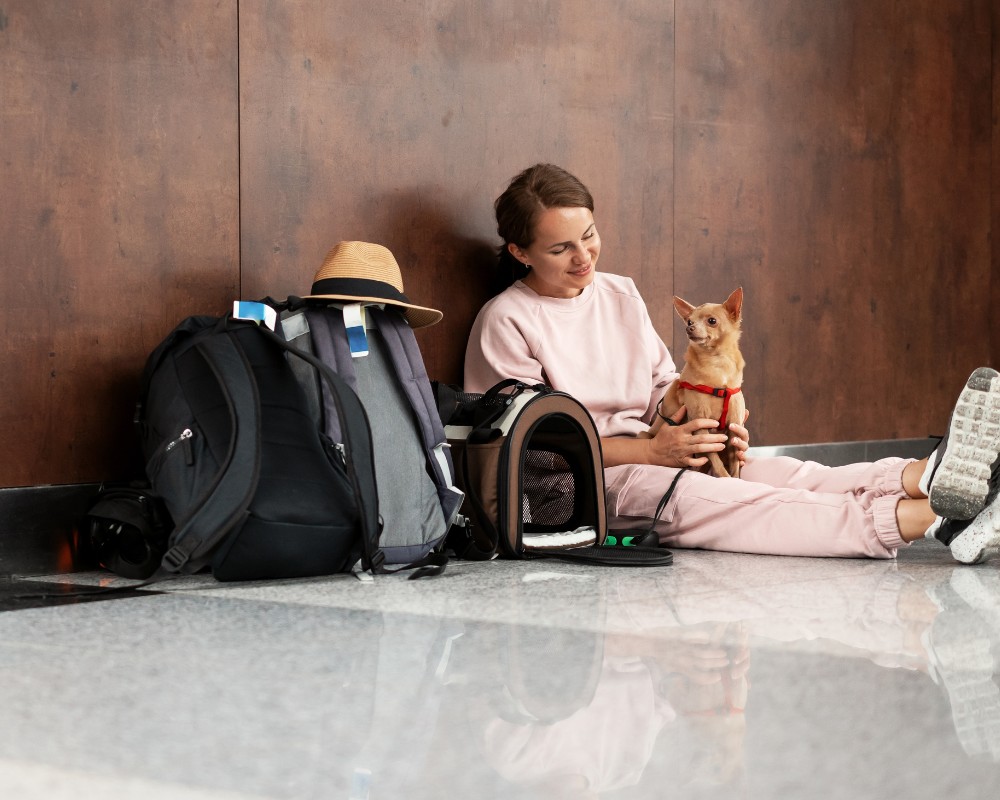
top-left (1, 538), bottom-right (999, 800)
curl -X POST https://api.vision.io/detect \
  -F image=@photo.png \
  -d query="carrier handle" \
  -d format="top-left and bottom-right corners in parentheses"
top-left (471, 379), bottom-right (548, 431)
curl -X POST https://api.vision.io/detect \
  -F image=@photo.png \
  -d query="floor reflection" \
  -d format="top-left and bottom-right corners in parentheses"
top-left (342, 561), bottom-right (1000, 798)
top-left (3, 551), bottom-right (999, 799)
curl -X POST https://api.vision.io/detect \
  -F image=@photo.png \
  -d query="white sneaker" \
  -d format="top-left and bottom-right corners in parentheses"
top-left (944, 490), bottom-right (1000, 564)
top-left (927, 367), bottom-right (1000, 520)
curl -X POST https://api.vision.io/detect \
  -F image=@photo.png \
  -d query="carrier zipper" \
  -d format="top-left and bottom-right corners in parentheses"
top-left (165, 428), bottom-right (195, 465)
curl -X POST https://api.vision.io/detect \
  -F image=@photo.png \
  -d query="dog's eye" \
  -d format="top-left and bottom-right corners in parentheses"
top-left (707, 317), bottom-right (717, 326)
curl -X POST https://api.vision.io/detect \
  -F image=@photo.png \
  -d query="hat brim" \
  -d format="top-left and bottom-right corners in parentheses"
top-left (302, 292), bottom-right (443, 328)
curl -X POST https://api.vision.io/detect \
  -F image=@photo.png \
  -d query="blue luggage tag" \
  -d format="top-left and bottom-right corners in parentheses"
top-left (343, 303), bottom-right (369, 358)
top-left (232, 301), bottom-right (277, 331)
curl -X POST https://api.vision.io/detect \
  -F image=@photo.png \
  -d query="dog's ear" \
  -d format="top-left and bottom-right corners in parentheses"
top-left (673, 296), bottom-right (695, 320)
top-left (723, 287), bottom-right (743, 321)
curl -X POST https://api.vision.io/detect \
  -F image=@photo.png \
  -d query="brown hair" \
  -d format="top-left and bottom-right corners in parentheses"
top-left (493, 164), bottom-right (595, 286)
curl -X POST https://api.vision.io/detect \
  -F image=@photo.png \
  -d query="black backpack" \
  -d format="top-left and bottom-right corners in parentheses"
top-left (133, 314), bottom-right (384, 581)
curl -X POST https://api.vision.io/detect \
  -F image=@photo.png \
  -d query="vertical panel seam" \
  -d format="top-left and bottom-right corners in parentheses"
top-left (237, 0), bottom-right (242, 298)
top-left (671, 0), bottom-right (677, 354)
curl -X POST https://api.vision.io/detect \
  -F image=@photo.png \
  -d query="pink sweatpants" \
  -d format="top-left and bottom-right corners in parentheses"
top-left (605, 455), bottom-right (913, 559)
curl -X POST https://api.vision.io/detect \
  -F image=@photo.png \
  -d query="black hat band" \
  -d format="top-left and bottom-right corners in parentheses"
top-left (309, 277), bottom-right (411, 305)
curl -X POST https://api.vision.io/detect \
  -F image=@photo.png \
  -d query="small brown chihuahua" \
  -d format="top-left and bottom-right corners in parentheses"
top-left (647, 287), bottom-right (746, 478)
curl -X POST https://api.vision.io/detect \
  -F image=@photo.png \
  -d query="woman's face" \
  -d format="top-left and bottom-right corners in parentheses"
top-left (509, 206), bottom-right (601, 298)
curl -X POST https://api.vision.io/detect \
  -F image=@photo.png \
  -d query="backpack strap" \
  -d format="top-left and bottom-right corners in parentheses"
top-left (161, 326), bottom-right (262, 573)
top-left (305, 307), bottom-right (357, 444)
top-left (135, 315), bottom-right (218, 441)
top-left (275, 306), bottom-right (323, 425)
top-left (253, 323), bottom-right (384, 572)
top-left (368, 307), bottom-right (465, 526)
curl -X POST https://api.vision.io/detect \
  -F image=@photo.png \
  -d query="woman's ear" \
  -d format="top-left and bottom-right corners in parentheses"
top-left (507, 241), bottom-right (530, 266)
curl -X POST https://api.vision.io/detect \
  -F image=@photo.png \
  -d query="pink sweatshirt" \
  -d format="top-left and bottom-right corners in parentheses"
top-left (464, 273), bottom-right (679, 437)
top-left (464, 270), bottom-right (909, 559)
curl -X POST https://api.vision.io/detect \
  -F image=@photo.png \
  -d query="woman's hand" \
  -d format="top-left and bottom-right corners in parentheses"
top-left (600, 407), bottom-right (751, 469)
top-left (648, 405), bottom-right (729, 469)
top-left (729, 409), bottom-right (750, 464)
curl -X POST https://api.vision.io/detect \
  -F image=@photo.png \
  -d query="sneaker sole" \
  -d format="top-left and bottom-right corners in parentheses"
top-left (929, 367), bottom-right (1000, 520)
top-left (949, 501), bottom-right (1000, 564)
top-left (950, 539), bottom-right (1000, 565)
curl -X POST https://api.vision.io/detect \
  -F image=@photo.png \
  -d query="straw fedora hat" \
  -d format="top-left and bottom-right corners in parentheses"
top-left (304, 241), bottom-right (443, 328)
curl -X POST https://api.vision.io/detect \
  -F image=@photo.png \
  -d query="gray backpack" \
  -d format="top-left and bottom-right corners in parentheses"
top-left (279, 301), bottom-right (464, 567)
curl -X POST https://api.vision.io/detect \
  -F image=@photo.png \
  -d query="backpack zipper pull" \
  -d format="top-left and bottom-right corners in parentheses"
top-left (166, 428), bottom-right (194, 465)
top-left (333, 442), bottom-right (347, 466)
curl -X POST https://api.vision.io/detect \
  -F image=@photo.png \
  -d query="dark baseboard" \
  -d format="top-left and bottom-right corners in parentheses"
top-left (0, 438), bottom-right (939, 577)
top-left (749, 437), bottom-right (938, 467)
top-left (0, 483), bottom-right (101, 576)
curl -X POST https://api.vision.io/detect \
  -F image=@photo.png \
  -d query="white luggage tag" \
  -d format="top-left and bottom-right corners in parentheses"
top-left (343, 303), bottom-right (369, 358)
top-left (232, 301), bottom-right (277, 331)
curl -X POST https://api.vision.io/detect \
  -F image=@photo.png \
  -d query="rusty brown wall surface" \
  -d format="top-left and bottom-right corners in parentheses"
top-left (674, 0), bottom-right (993, 444)
top-left (994, 0), bottom-right (1000, 373)
top-left (0, 0), bottom-right (995, 488)
top-left (238, 0), bottom-right (675, 386)
top-left (0, 2), bottom-right (240, 487)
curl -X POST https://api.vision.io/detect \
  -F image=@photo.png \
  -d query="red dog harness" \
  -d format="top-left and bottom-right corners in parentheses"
top-left (678, 381), bottom-right (742, 430)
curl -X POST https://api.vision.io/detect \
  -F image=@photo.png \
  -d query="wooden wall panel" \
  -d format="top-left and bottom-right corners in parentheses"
top-left (994, 0), bottom-right (1000, 372)
top-left (675, 0), bottom-right (992, 445)
top-left (0, 2), bottom-right (240, 487)
top-left (0, 0), bottom-right (996, 492)
top-left (238, 0), bottom-right (675, 384)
